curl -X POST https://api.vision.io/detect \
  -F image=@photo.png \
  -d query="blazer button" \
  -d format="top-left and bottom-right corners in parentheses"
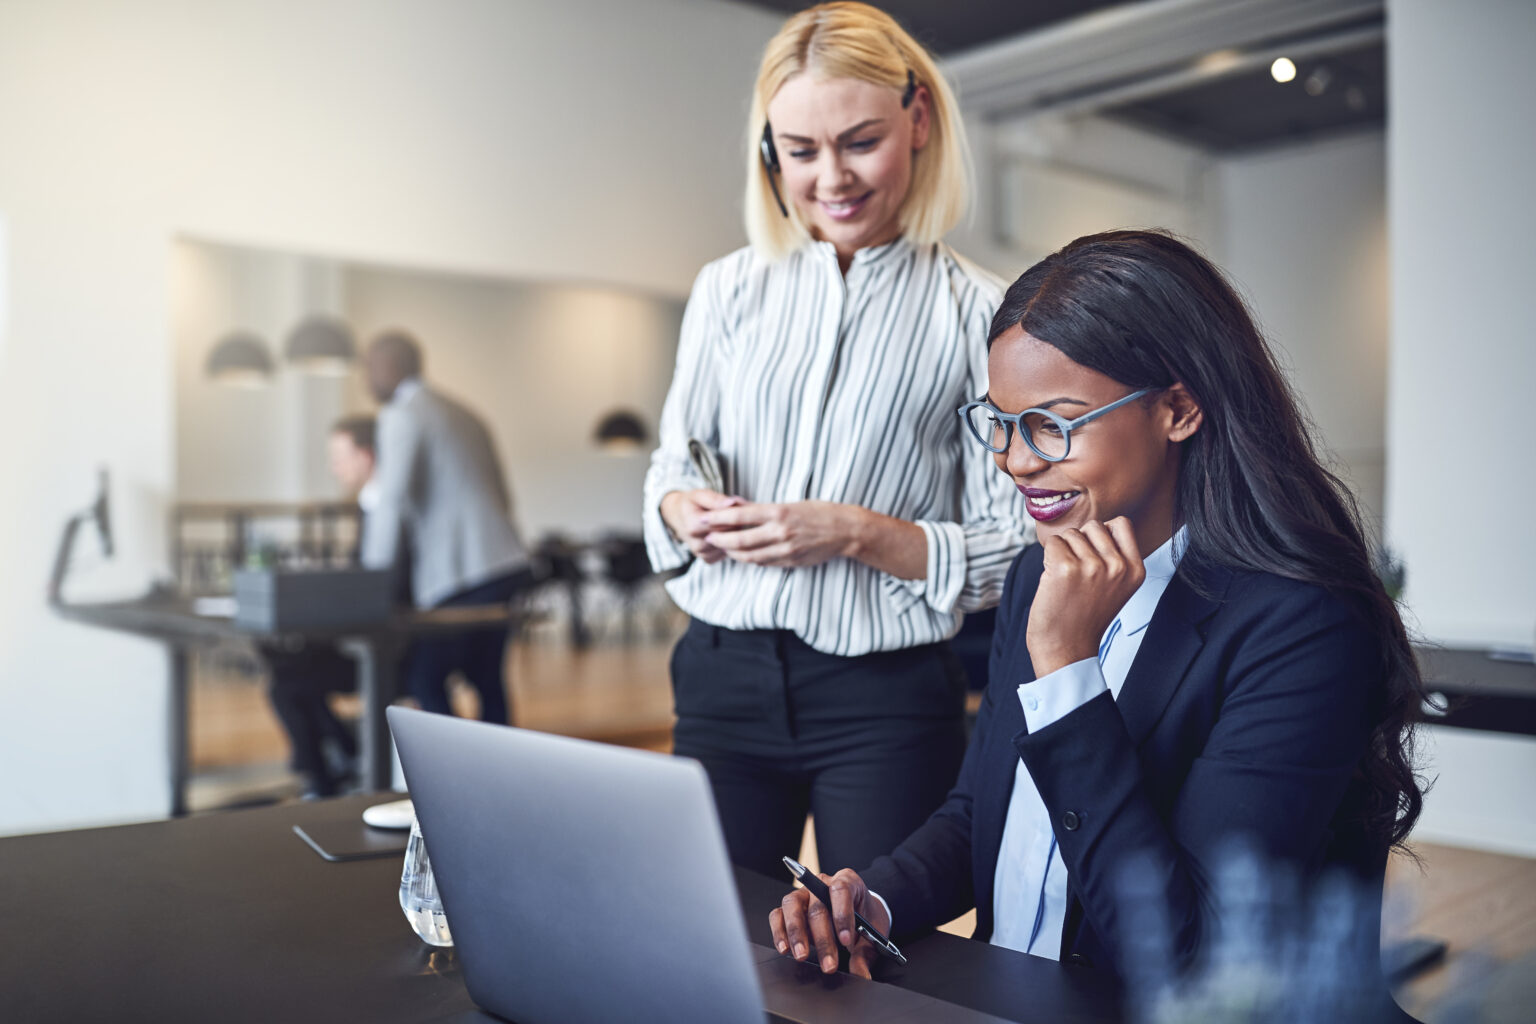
top-left (1068, 953), bottom-right (1091, 967)
top-left (1062, 810), bottom-right (1081, 831)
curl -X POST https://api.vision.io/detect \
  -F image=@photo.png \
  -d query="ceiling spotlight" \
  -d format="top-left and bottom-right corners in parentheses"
top-left (1196, 49), bottom-right (1243, 75)
top-left (1270, 57), bottom-right (1297, 83)
top-left (1305, 66), bottom-right (1333, 97)
top-left (1345, 86), bottom-right (1367, 112)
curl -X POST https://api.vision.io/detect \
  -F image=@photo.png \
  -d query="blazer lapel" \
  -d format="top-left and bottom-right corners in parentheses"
top-left (1115, 563), bottom-right (1232, 746)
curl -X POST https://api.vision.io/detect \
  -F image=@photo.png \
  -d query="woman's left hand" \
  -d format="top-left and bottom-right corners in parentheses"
top-left (702, 500), bottom-right (863, 569)
top-left (1026, 518), bottom-right (1146, 677)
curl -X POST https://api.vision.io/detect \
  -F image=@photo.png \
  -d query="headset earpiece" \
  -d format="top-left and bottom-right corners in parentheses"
top-left (759, 122), bottom-right (780, 173)
top-left (760, 121), bottom-right (789, 218)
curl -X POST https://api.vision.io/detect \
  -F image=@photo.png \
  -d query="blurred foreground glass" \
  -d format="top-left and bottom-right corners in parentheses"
top-left (399, 815), bottom-right (453, 946)
top-left (1116, 843), bottom-right (1391, 1023)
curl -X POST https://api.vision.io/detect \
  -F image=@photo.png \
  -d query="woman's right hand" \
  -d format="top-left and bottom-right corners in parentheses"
top-left (1025, 517), bottom-right (1146, 677)
top-left (659, 489), bottom-right (743, 563)
top-left (768, 868), bottom-right (888, 980)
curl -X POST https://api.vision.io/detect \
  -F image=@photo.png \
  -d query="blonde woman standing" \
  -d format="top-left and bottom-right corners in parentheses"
top-left (643, 2), bottom-right (1030, 877)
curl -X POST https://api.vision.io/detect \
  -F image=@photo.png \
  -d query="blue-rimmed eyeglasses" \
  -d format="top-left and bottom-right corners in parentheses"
top-left (957, 389), bottom-right (1156, 462)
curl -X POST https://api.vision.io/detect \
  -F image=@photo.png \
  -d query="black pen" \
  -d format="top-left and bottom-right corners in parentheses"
top-left (782, 855), bottom-right (907, 966)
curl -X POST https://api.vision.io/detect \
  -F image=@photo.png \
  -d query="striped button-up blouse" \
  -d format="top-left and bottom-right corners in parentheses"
top-left (642, 237), bottom-right (1033, 656)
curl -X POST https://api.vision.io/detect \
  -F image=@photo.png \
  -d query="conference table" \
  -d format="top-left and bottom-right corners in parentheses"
top-left (53, 595), bottom-right (519, 813)
top-left (2, 795), bottom-right (1125, 1023)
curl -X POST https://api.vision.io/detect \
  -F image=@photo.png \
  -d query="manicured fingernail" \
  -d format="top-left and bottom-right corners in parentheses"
top-left (794, 943), bottom-right (806, 959)
top-left (840, 930), bottom-right (852, 946)
top-left (777, 941), bottom-right (787, 954)
top-left (822, 956), bottom-right (836, 972)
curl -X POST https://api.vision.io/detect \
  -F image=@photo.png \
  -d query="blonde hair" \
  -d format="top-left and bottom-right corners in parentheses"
top-left (745, 2), bottom-right (971, 262)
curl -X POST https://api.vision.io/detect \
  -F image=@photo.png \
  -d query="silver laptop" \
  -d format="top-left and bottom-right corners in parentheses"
top-left (388, 706), bottom-right (780, 1024)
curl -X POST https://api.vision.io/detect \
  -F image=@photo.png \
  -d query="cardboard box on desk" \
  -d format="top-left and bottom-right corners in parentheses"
top-left (233, 568), bottom-right (396, 632)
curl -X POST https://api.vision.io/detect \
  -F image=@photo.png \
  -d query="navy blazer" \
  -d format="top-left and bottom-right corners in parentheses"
top-left (861, 543), bottom-right (1387, 973)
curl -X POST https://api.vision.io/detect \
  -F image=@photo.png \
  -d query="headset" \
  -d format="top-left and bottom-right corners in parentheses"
top-left (760, 69), bottom-right (917, 219)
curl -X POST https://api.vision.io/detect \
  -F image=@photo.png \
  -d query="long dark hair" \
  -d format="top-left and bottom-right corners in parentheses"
top-left (988, 229), bottom-right (1424, 850)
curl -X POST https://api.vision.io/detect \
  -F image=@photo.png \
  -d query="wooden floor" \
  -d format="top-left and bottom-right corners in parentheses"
top-left (187, 635), bottom-right (1535, 1021)
top-left (188, 634), bottom-right (680, 775)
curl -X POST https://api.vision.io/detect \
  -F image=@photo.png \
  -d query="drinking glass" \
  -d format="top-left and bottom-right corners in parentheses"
top-left (398, 814), bottom-right (453, 946)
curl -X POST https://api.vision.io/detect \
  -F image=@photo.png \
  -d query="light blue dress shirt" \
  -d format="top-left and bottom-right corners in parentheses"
top-left (989, 528), bottom-right (1187, 959)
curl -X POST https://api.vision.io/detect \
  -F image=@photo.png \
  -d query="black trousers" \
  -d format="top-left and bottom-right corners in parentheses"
top-left (670, 619), bottom-right (969, 879)
top-left (263, 644), bottom-right (357, 788)
top-left (407, 568), bottom-right (533, 725)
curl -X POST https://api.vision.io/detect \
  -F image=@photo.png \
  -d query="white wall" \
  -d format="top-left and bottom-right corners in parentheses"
top-left (0, 0), bottom-right (782, 836)
top-left (1386, 0), bottom-right (1536, 856)
top-left (1387, 0), bottom-right (1536, 649)
top-left (0, 215), bottom-right (9, 365)
top-left (173, 241), bottom-right (356, 504)
top-left (948, 114), bottom-right (1216, 283)
top-left (1213, 131), bottom-right (1389, 533)
top-left (1411, 727), bottom-right (1536, 857)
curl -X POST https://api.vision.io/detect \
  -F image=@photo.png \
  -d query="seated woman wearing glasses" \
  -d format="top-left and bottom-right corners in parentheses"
top-left (770, 230), bottom-right (1425, 985)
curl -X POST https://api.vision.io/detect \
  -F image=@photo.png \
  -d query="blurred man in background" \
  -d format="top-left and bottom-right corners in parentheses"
top-left (361, 330), bottom-right (532, 724)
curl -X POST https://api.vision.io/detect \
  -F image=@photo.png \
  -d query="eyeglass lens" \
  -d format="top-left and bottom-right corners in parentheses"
top-left (964, 405), bottom-right (1068, 459)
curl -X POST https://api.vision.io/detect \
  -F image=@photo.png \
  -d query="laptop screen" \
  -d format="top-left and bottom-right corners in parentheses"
top-left (389, 707), bottom-right (767, 1024)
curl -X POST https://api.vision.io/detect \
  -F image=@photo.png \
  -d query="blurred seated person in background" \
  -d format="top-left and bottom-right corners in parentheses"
top-left (769, 231), bottom-right (1425, 1002)
top-left (361, 329), bottom-right (533, 724)
top-left (262, 415), bottom-right (379, 798)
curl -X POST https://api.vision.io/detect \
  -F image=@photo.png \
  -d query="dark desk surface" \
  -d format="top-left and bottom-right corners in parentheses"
top-left (53, 594), bottom-right (516, 642)
top-left (1, 796), bottom-right (1122, 1023)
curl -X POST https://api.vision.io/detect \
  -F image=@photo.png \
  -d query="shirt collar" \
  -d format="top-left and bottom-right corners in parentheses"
top-left (1116, 525), bottom-right (1188, 639)
top-left (390, 377), bottom-right (423, 406)
top-left (807, 235), bottom-right (911, 269)
top-left (851, 235), bottom-right (910, 267)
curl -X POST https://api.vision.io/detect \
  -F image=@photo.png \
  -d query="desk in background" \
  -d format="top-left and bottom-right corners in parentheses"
top-left (1417, 646), bottom-right (1536, 736)
top-left (0, 795), bottom-right (1124, 1024)
top-left (54, 597), bottom-right (518, 813)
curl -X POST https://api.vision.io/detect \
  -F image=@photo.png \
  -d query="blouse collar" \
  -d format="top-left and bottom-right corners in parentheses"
top-left (807, 235), bottom-right (913, 271)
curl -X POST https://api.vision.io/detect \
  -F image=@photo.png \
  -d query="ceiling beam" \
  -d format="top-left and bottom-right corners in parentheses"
top-left (942, 0), bottom-right (1384, 120)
